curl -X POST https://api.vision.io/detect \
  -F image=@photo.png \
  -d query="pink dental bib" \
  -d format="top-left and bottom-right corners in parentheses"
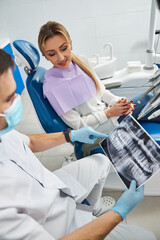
top-left (43, 61), bottom-right (97, 116)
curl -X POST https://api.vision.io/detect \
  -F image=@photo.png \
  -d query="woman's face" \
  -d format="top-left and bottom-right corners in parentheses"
top-left (43, 34), bottom-right (72, 70)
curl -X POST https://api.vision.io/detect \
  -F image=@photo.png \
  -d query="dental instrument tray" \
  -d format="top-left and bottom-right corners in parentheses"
top-left (100, 114), bottom-right (160, 189)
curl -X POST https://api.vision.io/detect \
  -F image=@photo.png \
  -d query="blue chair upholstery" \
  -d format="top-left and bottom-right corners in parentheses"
top-left (74, 142), bottom-right (103, 160)
top-left (13, 40), bottom-right (69, 133)
top-left (26, 66), bottom-right (69, 133)
top-left (140, 121), bottom-right (160, 145)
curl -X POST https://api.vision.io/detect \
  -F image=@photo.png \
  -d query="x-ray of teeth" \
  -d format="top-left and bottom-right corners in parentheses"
top-left (100, 114), bottom-right (160, 189)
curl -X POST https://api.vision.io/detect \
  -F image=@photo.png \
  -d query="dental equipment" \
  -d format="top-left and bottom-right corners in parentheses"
top-left (133, 68), bottom-right (160, 104)
top-left (137, 82), bottom-right (159, 104)
top-left (149, 69), bottom-right (160, 82)
top-left (148, 109), bottom-right (160, 119)
top-left (137, 94), bottom-right (160, 119)
top-left (138, 76), bottom-right (160, 104)
top-left (95, 0), bottom-right (160, 100)
top-left (137, 70), bottom-right (160, 119)
top-left (138, 91), bottom-right (160, 115)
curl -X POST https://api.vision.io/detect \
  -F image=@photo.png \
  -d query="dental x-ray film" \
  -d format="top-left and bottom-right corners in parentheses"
top-left (100, 114), bottom-right (160, 189)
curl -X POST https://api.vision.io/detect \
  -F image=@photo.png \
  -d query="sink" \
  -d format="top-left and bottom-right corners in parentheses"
top-left (89, 56), bottom-right (117, 79)
top-left (88, 43), bottom-right (117, 79)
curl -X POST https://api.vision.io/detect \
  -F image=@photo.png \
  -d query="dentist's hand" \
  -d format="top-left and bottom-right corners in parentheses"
top-left (71, 126), bottom-right (108, 144)
top-left (110, 180), bottom-right (144, 220)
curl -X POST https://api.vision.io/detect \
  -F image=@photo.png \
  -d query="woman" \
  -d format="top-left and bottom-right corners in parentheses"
top-left (38, 21), bottom-right (157, 134)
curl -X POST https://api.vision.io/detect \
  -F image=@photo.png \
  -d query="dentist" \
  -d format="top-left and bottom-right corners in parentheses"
top-left (0, 49), bottom-right (156, 240)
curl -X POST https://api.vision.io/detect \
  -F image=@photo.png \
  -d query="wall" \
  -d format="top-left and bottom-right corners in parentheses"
top-left (0, 0), bottom-right (160, 72)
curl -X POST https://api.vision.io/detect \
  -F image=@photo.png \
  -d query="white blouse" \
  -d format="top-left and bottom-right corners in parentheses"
top-left (61, 56), bottom-right (121, 130)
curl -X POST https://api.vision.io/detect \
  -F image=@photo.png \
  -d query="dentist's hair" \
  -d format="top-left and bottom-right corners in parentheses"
top-left (0, 49), bottom-right (14, 75)
top-left (38, 21), bottom-right (100, 92)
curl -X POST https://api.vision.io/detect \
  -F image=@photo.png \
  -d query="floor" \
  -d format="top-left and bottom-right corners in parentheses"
top-left (16, 89), bottom-right (160, 239)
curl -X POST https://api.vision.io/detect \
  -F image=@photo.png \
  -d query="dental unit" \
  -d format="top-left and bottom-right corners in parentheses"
top-left (89, 0), bottom-right (160, 100)
top-left (89, 43), bottom-right (117, 80)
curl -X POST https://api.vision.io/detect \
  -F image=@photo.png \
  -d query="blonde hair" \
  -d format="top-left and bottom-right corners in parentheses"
top-left (38, 21), bottom-right (100, 92)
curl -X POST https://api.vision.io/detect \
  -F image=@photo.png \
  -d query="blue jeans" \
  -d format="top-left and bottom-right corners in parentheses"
top-left (118, 93), bottom-right (160, 123)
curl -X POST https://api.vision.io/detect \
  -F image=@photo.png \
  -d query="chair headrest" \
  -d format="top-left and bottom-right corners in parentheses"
top-left (12, 40), bottom-right (40, 74)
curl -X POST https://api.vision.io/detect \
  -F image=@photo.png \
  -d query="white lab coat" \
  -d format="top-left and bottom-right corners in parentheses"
top-left (0, 130), bottom-right (109, 239)
top-left (0, 130), bottom-right (156, 240)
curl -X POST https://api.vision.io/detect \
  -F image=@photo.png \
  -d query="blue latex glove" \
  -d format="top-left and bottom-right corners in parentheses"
top-left (110, 180), bottom-right (144, 220)
top-left (71, 126), bottom-right (108, 144)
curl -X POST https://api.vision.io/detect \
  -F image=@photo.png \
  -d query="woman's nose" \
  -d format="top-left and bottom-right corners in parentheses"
top-left (57, 52), bottom-right (64, 61)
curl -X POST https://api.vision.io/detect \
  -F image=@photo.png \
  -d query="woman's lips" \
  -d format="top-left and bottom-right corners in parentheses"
top-left (59, 59), bottom-right (67, 66)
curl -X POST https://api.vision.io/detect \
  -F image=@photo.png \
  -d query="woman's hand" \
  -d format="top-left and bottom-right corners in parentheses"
top-left (119, 98), bottom-right (136, 115)
top-left (105, 98), bottom-right (136, 118)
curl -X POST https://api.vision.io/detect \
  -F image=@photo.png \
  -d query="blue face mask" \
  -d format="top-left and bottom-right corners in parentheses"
top-left (0, 95), bottom-right (23, 136)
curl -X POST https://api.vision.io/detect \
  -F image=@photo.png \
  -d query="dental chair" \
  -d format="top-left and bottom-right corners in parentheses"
top-left (12, 40), bottom-right (160, 195)
top-left (12, 40), bottom-right (69, 133)
top-left (12, 40), bottom-right (106, 157)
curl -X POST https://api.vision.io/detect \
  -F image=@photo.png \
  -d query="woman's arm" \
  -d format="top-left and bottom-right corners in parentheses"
top-left (61, 107), bottom-right (107, 130)
top-left (81, 56), bottom-right (134, 117)
top-left (104, 98), bottom-right (135, 118)
top-left (61, 98), bottom-right (134, 130)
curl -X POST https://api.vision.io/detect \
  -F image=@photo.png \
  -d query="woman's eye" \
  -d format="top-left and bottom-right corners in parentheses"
top-left (62, 46), bottom-right (67, 51)
top-left (49, 53), bottom-right (55, 57)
